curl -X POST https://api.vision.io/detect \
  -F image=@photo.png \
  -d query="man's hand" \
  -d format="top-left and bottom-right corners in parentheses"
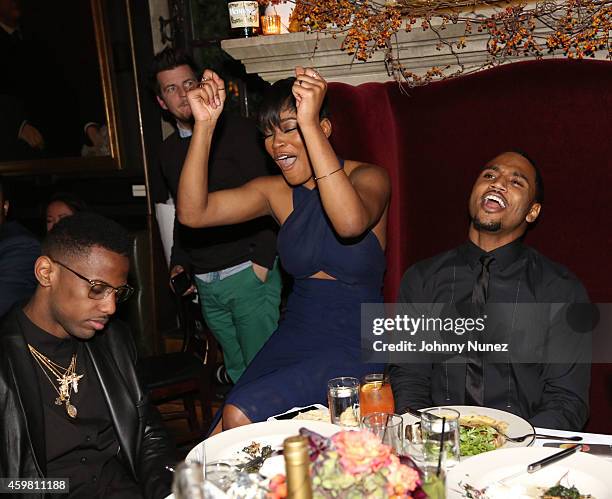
top-left (186, 69), bottom-right (226, 125)
top-left (169, 265), bottom-right (196, 296)
top-left (86, 124), bottom-right (105, 147)
top-left (252, 263), bottom-right (269, 283)
top-left (18, 123), bottom-right (45, 150)
top-left (292, 66), bottom-right (327, 129)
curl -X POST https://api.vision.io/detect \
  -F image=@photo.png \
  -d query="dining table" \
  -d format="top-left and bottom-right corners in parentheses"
top-left (174, 408), bottom-right (612, 499)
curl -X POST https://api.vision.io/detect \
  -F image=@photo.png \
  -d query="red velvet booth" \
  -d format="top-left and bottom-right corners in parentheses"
top-left (327, 59), bottom-right (612, 433)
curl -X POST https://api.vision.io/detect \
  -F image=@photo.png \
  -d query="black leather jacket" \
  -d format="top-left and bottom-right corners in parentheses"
top-left (0, 308), bottom-right (175, 499)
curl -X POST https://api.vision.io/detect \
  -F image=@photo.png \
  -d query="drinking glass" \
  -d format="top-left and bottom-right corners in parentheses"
top-left (420, 465), bottom-right (446, 499)
top-left (327, 377), bottom-right (360, 427)
top-left (204, 463), bottom-right (238, 492)
top-left (361, 412), bottom-right (404, 454)
top-left (172, 461), bottom-right (205, 499)
top-left (405, 421), bottom-right (424, 463)
top-left (359, 373), bottom-right (395, 417)
top-left (420, 407), bottom-right (461, 469)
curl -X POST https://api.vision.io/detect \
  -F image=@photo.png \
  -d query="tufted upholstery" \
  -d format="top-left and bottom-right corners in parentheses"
top-left (327, 59), bottom-right (612, 433)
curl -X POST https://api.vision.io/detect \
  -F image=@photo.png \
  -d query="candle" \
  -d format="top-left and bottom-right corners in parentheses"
top-left (261, 15), bottom-right (281, 35)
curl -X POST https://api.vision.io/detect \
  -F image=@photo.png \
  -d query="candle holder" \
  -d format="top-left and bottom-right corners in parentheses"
top-left (261, 15), bottom-right (281, 35)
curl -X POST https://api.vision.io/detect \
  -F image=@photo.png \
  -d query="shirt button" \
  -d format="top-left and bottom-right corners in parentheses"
top-left (86, 436), bottom-right (91, 442)
top-left (92, 476), bottom-right (97, 482)
top-left (80, 457), bottom-right (87, 464)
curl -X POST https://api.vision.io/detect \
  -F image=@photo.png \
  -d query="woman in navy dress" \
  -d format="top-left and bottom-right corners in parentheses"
top-left (177, 66), bottom-right (390, 431)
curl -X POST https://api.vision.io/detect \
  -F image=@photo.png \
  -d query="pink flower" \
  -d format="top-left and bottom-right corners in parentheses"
top-left (385, 455), bottom-right (420, 498)
top-left (331, 430), bottom-right (392, 475)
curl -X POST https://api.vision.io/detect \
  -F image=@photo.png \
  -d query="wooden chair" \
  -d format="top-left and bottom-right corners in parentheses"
top-left (136, 297), bottom-right (215, 443)
top-left (125, 230), bottom-right (215, 444)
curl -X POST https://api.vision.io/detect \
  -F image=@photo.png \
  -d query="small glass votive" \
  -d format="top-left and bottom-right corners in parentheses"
top-left (327, 376), bottom-right (360, 427)
top-left (261, 15), bottom-right (281, 35)
top-left (361, 412), bottom-right (404, 455)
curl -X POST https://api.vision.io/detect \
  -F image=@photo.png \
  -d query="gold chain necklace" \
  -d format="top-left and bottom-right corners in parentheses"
top-left (28, 344), bottom-right (84, 419)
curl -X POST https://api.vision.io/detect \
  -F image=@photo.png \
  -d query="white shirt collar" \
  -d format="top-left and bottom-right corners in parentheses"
top-left (177, 122), bottom-right (193, 138)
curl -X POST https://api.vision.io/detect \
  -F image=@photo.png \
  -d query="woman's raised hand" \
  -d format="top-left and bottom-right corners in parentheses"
top-left (186, 69), bottom-right (226, 124)
top-left (292, 66), bottom-right (327, 128)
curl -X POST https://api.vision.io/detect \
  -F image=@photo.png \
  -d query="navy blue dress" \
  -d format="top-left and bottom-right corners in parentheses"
top-left (218, 180), bottom-right (386, 424)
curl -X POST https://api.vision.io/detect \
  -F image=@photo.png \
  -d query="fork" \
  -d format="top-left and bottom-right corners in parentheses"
top-left (237, 449), bottom-right (283, 472)
top-left (493, 429), bottom-right (582, 443)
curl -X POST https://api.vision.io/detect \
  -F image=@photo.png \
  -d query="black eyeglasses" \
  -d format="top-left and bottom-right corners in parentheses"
top-left (53, 259), bottom-right (134, 303)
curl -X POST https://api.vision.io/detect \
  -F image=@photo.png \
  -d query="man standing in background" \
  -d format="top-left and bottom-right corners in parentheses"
top-left (149, 48), bottom-right (281, 384)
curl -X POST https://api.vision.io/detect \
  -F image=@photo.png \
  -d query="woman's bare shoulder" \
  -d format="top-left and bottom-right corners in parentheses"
top-left (344, 160), bottom-right (389, 182)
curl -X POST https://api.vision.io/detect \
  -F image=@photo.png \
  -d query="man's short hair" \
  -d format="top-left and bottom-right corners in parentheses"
top-left (42, 212), bottom-right (131, 261)
top-left (512, 150), bottom-right (544, 204)
top-left (149, 47), bottom-right (199, 97)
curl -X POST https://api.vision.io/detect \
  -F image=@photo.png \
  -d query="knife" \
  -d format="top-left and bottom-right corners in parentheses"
top-left (543, 442), bottom-right (612, 457)
top-left (527, 444), bottom-right (582, 472)
top-left (498, 444), bottom-right (582, 485)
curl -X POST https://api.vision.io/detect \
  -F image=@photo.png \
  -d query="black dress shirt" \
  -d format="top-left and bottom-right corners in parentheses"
top-left (19, 311), bottom-right (142, 498)
top-left (389, 239), bottom-right (591, 430)
top-left (149, 112), bottom-right (278, 274)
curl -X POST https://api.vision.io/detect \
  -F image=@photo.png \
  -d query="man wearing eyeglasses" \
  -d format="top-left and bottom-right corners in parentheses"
top-left (0, 212), bottom-right (175, 498)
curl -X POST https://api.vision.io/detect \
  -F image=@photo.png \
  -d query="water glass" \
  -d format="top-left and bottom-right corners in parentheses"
top-left (359, 373), bottom-right (395, 417)
top-left (405, 421), bottom-right (424, 463)
top-left (327, 377), bottom-right (360, 427)
top-left (420, 407), bottom-right (461, 469)
top-left (172, 461), bottom-right (205, 499)
top-left (205, 462), bottom-right (238, 492)
top-left (361, 412), bottom-right (404, 454)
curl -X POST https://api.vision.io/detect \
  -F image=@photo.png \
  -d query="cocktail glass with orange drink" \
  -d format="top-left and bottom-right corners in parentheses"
top-left (359, 373), bottom-right (395, 417)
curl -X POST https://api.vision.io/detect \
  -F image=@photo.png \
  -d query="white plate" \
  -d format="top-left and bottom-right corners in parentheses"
top-left (446, 446), bottom-right (612, 498)
top-left (402, 405), bottom-right (536, 453)
top-left (186, 420), bottom-right (341, 477)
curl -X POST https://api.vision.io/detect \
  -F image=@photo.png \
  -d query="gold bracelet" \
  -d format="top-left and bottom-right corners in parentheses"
top-left (314, 167), bottom-right (343, 181)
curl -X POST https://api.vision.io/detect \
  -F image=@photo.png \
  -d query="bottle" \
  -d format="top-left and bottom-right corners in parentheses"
top-left (283, 436), bottom-right (313, 499)
top-left (227, 1), bottom-right (260, 38)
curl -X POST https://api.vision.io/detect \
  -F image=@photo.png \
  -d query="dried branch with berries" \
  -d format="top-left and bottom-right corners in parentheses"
top-left (258, 0), bottom-right (612, 86)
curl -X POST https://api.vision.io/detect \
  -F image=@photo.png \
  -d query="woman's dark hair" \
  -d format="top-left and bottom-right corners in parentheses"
top-left (47, 192), bottom-right (88, 214)
top-left (257, 77), bottom-right (330, 134)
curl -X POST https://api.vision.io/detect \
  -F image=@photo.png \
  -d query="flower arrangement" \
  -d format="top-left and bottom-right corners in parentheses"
top-left (267, 429), bottom-right (441, 499)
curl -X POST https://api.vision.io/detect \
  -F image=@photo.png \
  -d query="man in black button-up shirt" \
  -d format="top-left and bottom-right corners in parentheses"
top-left (390, 151), bottom-right (591, 430)
top-left (0, 213), bottom-right (175, 498)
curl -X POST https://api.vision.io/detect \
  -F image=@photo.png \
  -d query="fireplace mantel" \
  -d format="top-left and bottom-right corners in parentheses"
top-left (221, 23), bottom-right (528, 85)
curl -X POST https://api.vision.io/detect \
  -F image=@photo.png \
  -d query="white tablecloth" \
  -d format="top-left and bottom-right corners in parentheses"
top-left (534, 426), bottom-right (612, 451)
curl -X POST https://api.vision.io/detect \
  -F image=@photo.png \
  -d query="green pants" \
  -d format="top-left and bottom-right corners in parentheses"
top-left (194, 262), bottom-right (281, 383)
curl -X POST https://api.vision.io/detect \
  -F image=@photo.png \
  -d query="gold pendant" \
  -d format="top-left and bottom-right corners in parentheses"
top-left (66, 403), bottom-right (77, 418)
